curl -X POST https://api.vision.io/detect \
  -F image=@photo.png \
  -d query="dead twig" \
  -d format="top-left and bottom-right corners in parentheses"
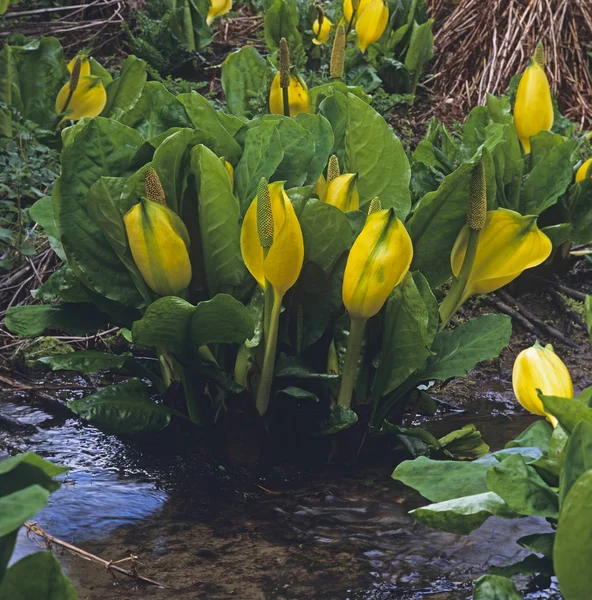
top-left (24, 522), bottom-right (170, 589)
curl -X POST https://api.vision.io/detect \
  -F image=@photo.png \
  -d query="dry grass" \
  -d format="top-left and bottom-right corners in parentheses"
top-left (427, 0), bottom-right (592, 128)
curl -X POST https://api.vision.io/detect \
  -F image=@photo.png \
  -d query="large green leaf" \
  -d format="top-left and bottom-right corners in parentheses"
top-left (0, 44), bottom-right (15, 137)
top-left (0, 485), bottom-right (49, 537)
top-left (541, 394), bottom-right (592, 434)
top-left (9, 37), bottom-right (68, 129)
top-left (419, 314), bottom-right (512, 381)
top-left (373, 272), bottom-right (436, 399)
top-left (264, 0), bottom-right (304, 66)
top-left (568, 178), bottom-right (592, 244)
top-left (411, 491), bottom-right (517, 535)
top-left (55, 118), bottom-right (146, 306)
top-left (308, 82), bottom-right (371, 113)
top-left (520, 136), bottom-right (577, 215)
top-left (486, 454), bottom-right (559, 518)
top-left (392, 456), bottom-right (490, 502)
top-left (558, 421), bottom-right (592, 507)
top-left (221, 47), bottom-right (274, 118)
top-left (472, 575), bottom-right (523, 600)
top-left (102, 55), bottom-right (147, 118)
top-left (0, 551), bottom-right (77, 600)
top-left (29, 196), bottom-right (66, 261)
top-left (0, 532), bottom-right (17, 587)
top-left (189, 145), bottom-right (245, 295)
top-left (118, 81), bottom-right (192, 138)
top-left (0, 453), bottom-right (67, 498)
top-left (505, 420), bottom-right (553, 452)
top-left (404, 19), bottom-right (434, 91)
top-left (234, 121), bottom-right (284, 212)
top-left (177, 91), bottom-right (242, 163)
top-left (4, 304), bottom-right (108, 337)
top-left (298, 199), bottom-right (353, 272)
top-left (35, 350), bottom-right (132, 374)
top-left (554, 469), bottom-right (592, 600)
top-left (293, 113), bottom-right (334, 186)
top-left (319, 93), bottom-right (411, 218)
top-left (69, 379), bottom-right (171, 434)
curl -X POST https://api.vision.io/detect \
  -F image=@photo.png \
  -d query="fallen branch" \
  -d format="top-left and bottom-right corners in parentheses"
top-left (24, 522), bottom-right (170, 589)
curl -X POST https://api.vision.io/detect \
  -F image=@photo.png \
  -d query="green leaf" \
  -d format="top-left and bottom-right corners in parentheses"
top-left (0, 452), bottom-right (67, 498)
top-left (518, 532), bottom-right (555, 558)
top-left (0, 551), bottom-right (77, 600)
top-left (264, 0), bottom-right (304, 65)
top-left (299, 199), bottom-right (353, 272)
top-left (69, 379), bottom-right (171, 434)
top-left (392, 455), bottom-right (490, 502)
top-left (234, 121), bottom-right (284, 212)
top-left (373, 272), bottom-right (436, 399)
top-left (505, 420), bottom-right (553, 452)
top-left (177, 91), bottom-right (242, 163)
top-left (558, 420), bottom-right (592, 508)
top-left (35, 350), bottom-right (132, 374)
top-left (118, 81), bottom-right (192, 138)
top-left (319, 92), bottom-right (411, 218)
top-left (411, 491), bottom-right (517, 535)
top-left (486, 454), bottom-right (559, 518)
top-left (102, 55), bottom-right (147, 118)
top-left (568, 178), bottom-right (592, 244)
top-left (586, 295), bottom-right (592, 341)
top-left (520, 136), bottom-right (577, 215)
top-left (189, 145), bottom-right (245, 295)
top-left (55, 118), bottom-right (146, 306)
top-left (190, 294), bottom-right (254, 347)
top-left (5, 304), bottom-right (108, 337)
top-left (293, 113), bottom-right (334, 186)
top-left (0, 485), bottom-right (49, 537)
top-left (419, 314), bottom-right (512, 381)
top-left (554, 469), bottom-right (592, 600)
top-left (541, 394), bottom-right (592, 434)
top-left (8, 37), bottom-right (68, 129)
top-left (29, 197), bottom-right (65, 261)
top-left (472, 575), bottom-right (523, 600)
top-left (0, 532), bottom-right (17, 586)
top-left (221, 47), bottom-right (274, 118)
top-left (404, 19), bottom-right (434, 81)
top-left (313, 405), bottom-right (358, 436)
top-left (0, 44), bottom-right (15, 137)
top-left (308, 82), bottom-right (371, 113)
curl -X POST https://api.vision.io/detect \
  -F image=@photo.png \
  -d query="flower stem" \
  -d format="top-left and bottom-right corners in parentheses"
top-left (337, 316), bottom-right (367, 409)
top-left (439, 228), bottom-right (480, 328)
top-left (282, 86), bottom-right (290, 117)
top-left (256, 289), bottom-right (283, 416)
top-left (345, 8), bottom-right (357, 36)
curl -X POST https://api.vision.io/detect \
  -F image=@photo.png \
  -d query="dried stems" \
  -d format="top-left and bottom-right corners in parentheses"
top-left (427, 0), bottom-right (592, 128)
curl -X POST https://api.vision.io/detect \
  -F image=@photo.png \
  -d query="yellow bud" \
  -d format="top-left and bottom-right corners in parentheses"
top-left (451, 208), bottom-right (552, 304)
top-left (514, 44), bottom-right (554, 154)
top-left (327, 155), bottom-right (341, 182)
top-left (356, 0), bottom-right (389, 53)
top-left (145, 168), bottom-right (166, 206)
top-left (343, 0), bottom-right (371, 25)
top-left (313, 173), bottom-right (328, 202)
top-left (343, 208), bottom-right (413, 319)
top-left (330, 23), bottom-right (346, 78)
top-left (467, 162), bottom-right (486, 231)
top-left (512, 342), bottom-right (573, 427)
top-left (240, 182), bottom-right (304, 296)
top-left (269, 73), bottom-right (310, 117)
top-left (55, 75), bottom-right (107, 122)
top-left (279, 38), bottom-right (291, 89)
top-left (313, 7), bottom-right (333, 45)
top-left (576, 158), bottom-right (592, 183)
top-left (123, 199), bottom-right (192, 297)
top-left (206, 0), bottom-right (232, 25)
top-left (221, 157), bottom-right (234, 190)
top-left (324, 173), bottom-right (360, 212)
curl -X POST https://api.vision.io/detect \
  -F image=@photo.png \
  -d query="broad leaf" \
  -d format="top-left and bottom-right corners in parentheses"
top-left (35, 350), bottom-right (132, 374)
top-left (293, 113), bottom-right (334, 186)
top-left (29, 196), bottom-right (65, 261)
top-left (472, 575), bottom-right (523, 600)
top-left (314, 405), bottom-right (358, 436)
top-left (0, 485), bottom-right (49, 537)
top-left (558, 421), bottom-right (592, 507)
top-left (505, 420), bottom-right (553, 452)
top-left (541, 394), bottom-right (592, 434)
top-left (102, 55), bottom-right (147, 118)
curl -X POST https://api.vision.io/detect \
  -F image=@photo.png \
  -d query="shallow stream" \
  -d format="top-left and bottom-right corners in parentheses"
top-left (1, 378), bottom-right (561, 600)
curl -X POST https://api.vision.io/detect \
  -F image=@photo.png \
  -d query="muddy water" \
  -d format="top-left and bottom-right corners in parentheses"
top-left (1, 381), bottom-right (560, 600)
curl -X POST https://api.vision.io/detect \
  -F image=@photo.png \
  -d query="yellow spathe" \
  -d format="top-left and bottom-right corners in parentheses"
top-left (269, 73), bottom-right (310, 117)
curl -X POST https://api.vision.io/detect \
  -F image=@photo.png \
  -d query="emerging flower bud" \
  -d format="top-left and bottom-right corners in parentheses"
top-left (207, 0), bottom-right (232, 26)
top-left (512, 342), bottom-right (573, 427)
top-left (575, 158), bottom-right (592, 183)
top-left (356, 0), bottom-right (389, 53)
top-left (313, 6), bottom-right (333, 45)
top-left (324, 173), bottom-right (360, 212)
top-left (269, 73), bottom-right (310, 117)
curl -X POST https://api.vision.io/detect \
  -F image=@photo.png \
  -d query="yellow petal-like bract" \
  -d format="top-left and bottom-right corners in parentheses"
top-left (240, 182), bottom-right (304, 295)
top-left (356, 0), bottom-right (389, 53)
top-left (124, 199), bottom-right (192, 297)
top-left (314, 173), bottom-right (328, 202)
top-left (343, 207), bottom-right (413, 319)
top-left (207, 0), bottom-right (232, 25)
top-left (576, 158), bottom-right (592, 183)
top-left (313, 14), bottom-right (333, 45)
top-left (343, 0), bottom-right (372, 25)
top-left (55, 76), bottom-right (107, 122)
top-left (67, 56), bottom-right (90, 77)
top-left (324, 173), bottom-right (360, 212)
top-left (269, 73), bottom-right (310, 117)
top-left (514, 46), bottom-right (554, 154)
top-left (451, 209), bottom-right (551, 303)
top-left (512, 343), bottom-right (573, 427)
top-left (222, 158), bottom-right (234, 190)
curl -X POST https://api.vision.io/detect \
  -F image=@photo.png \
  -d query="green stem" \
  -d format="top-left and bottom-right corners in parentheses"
top-left (336, 317), bottom-right (366, 409)
top-left (438, 228), bottom-right (480, 329)
top-left (345, 8), bottom-right (356, 36)
top-left (282, 86), bottom-right (290, 118)
top-left (179, 366), bottom-right (201, 425)
top-left (263, 283), bottom-right (274, 344)
top-left (256, 289), bottom-right (282, 416)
